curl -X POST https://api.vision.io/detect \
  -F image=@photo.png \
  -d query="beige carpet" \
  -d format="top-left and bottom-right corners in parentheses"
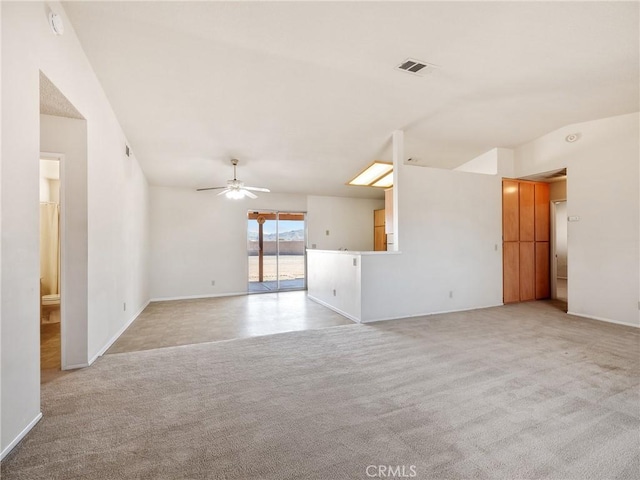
top-left (2, 301), bottom-right (639, 479)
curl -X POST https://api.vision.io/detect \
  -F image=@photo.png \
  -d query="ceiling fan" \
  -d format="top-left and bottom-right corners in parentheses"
top-left (197, 159), bottom-right (270, 199)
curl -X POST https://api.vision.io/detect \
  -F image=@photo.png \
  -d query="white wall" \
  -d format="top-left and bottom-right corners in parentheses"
top-left (49, 179), bottom-right (60, 203)
top-left (454, 148), bottom-right (498, 174)
top-left (39, 176), bottom-right (50, 202)
top-left (550, 179), bottom-right (566, 201)
top-left (149, 187), bottom-right (307, 299)
top-left (515, 113), bottom-right (639, 326)
top-left (149, 187), bottom-right (384, 300)
top-left (454, 147), bottom-right (515, 178)
top-left (40, 115), bottom-right (89, 369)
top-left (360, 165), bottom-right (504, 321)
top-left (1, 1), bottom-right (149, 457)
top-left (307, 250), bottom-right (361, 322)
top-left (307, 195), bottom-right (384, 251)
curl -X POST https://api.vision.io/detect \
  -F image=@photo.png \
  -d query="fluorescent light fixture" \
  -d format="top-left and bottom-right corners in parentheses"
top-left (348, 161), bottom-right (393, 187)
top-left (371, 171), bottom-right (393, 188)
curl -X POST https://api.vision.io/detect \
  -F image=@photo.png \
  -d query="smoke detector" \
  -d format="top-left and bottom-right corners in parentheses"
top-left (565, 133), bottom-right (581, 143)
top-left (396, 58), bottom-right (437, 76)
top-left (49, 12), bottom-right (64, 35)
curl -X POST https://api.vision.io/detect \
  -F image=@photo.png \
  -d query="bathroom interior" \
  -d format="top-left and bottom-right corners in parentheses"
top-left (40, 158), bottom-right (61, 371)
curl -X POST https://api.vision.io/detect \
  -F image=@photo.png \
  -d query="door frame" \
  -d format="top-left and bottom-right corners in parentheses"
top-left (550, 198), bottom-right (567, 300)
top-left (246, 210), bottom-right (307, 293)
top-left (40, 152), bottom-right (68, 369)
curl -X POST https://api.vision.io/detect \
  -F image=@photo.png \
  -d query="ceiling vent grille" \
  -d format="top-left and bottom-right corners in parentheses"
top-left (397, 58), bottom-right (436, 76)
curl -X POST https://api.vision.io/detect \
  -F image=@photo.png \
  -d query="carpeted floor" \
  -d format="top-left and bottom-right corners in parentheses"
top-left (3, 301), bottom-right (639, 479)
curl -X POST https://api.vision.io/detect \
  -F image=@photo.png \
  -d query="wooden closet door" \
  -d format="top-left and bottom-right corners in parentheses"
top-left (503, 180), bottom-right (550, 303)
top-left (535, 183), bottom-right (550, 241)
top-left (503, 242), bottom-right (520, 303)
top-left (519, 242), bottom-right (535, 301)
top-left (536, 242), bottom-right (550, 299)
top-left (519, 182), bottom-right (535, 241)
top-left (503, 181), bottom-right (519, 242)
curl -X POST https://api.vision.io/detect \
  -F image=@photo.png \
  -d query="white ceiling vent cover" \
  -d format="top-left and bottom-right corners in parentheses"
top-left (397, 58), bottom-right (437, 76)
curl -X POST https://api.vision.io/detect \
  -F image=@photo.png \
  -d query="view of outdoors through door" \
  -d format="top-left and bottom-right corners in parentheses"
top-left (248, 211), bottom-right (306, 292)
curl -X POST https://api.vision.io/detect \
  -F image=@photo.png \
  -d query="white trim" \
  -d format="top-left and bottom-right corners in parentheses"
top-left (86, 299), bottom-right (151, 366)
top-left (150, 292), bottom-right (247, 302)
top-left (0, 412), bottom-right (43, 460)
top-left (361, 303), bottom-right (504, 323)
top-left (307, 295), bottom-right (361, 323)
top-left (567, 311), bottom-right (639, 329)
top-left (63, 362), bottom-right (90, 370)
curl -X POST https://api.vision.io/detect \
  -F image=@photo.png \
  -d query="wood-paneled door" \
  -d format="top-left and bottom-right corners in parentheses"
top-left (373, 209), bottom-right (387, 251)
top-left (503, 179), bottom-right (550, 303)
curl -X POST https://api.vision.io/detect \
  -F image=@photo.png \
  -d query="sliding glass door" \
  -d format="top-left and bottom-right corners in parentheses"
top-left (247, 211), bottom-right (306, 293)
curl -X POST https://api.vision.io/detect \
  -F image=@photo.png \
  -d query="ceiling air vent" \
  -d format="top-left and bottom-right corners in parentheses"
top-left (397, 58), bottom-right (436, 76)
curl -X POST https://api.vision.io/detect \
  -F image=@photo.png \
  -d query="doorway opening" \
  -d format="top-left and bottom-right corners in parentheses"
top-left (40, 156), bottom-right (62, 371)
top-left (551, 200), bottom-right (568, 302)
top-left (40, 71), bottom-right (89, 373)
top-left (247, 211), bottom-right (306, 293)
top-left (504, 168), bottom-right (567, 309)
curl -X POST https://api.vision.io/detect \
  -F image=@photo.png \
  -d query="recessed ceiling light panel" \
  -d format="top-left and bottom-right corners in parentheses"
top-left (371, 171), bottom-right (393, 188)
top-left (348, 161), bottom-right (393, 188)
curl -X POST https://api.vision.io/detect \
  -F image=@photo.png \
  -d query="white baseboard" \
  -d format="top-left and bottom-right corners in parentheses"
top-left (567, 311), bottom-right (639, 329)
top-left (361, 303), bottom-right (504, 323)
top-left (87, 299), bottom-right (151, 365)
top-left (63, 362), bottom-right (89, 370)
top-left (307, 295), bottom-right (361, 323)
top-left (1, 412), bottom-right (43, 461)
top-left (150, 292), bottom-right (247, 302)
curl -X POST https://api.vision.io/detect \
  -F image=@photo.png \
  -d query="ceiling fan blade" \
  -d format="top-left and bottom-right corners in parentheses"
top-left (199, 160), bottom-right (266, 198)
top-left (242, 189), bottom-right (258, 199)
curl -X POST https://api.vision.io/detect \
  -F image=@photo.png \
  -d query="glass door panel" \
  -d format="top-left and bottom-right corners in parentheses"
top-left (248, 211), bottom-right (306, 293)
top-left (276, 213), bottom-right (306, 290)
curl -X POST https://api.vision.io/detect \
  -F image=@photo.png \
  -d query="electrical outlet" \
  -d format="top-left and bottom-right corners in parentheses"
top-left (211, 280), bottom-right (215, 286)
top-left (353, 258), bottom-right (357, 267)
top-left (494, 244), bottom-right (498, 251)
top-left (449, 291), bottom-right (453, 299)
top-left (123, 302), bottom-right (127, 311)
top-left (333, 289), bottom-right (336, 297)
top-left (311, 244), bottom-right (317, 249)
top-left (326, 230), bottom-right (330, 236)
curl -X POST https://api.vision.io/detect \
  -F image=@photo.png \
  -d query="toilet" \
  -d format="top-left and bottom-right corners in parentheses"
top-left (41, 293), bottom-right (61, 323)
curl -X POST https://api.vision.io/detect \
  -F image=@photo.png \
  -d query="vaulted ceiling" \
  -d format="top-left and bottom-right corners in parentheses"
top-left (63, 1), bottom-right (639, 198)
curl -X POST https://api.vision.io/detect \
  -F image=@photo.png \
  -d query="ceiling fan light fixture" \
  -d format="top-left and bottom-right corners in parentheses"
top-left (197, 158), bottom-right (269, 199)
top-left (225, 189), bottom-right (245, 200)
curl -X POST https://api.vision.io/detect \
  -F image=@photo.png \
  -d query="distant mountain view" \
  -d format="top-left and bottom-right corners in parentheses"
top-left (248, 229), bottom-right (304, 242)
